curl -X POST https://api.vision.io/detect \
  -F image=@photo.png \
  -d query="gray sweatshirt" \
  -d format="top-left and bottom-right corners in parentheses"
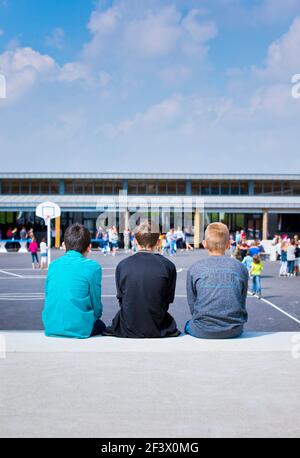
top-left (186, 255), bottom-right (248, 338)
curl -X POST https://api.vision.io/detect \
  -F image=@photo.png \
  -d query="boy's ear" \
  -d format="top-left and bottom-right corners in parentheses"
top-left (87, 243), bottom-right (92, 253)
top-left (226, 239), bottom-right (231, 250)
top-left (202, 240), bottom-right (207, 249)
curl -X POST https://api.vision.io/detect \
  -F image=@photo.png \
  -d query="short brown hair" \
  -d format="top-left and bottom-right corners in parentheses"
top-left (135, 221), bottom-right (160, 248)
top-left (64, 223), bottom-right (91, 254)
top-left (205, 222), bottom-right (229, 252)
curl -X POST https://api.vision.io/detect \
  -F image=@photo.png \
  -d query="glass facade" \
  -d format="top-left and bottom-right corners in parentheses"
top-left (1, 180), bottom-right (60, 195)
top-left (128, 180), bottom-right (185, 195)
top-left (192, 181), bottom-right (249, 195)
top-left (0, 178), bottom-right (300, 196)
top-left (254, 181), bottom-right (300, 195)
top-left (64, 180), bottom-right (122, 195)
top-left (205, 213), bottom-right (263, 238)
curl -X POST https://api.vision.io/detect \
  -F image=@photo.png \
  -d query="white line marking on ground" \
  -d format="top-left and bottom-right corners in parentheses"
top-left (0, 270), bottom-right (23, 278)
top-left (0, 294), bottom-right (45, 296)
top-left (247, 294), bottom-right (300, 325)
top-left (0, 274), bottom-right (123, 280)
top-left (0, 277), bottom-right (43, 280)
top-left (0, 297), bottom-right (44, 299)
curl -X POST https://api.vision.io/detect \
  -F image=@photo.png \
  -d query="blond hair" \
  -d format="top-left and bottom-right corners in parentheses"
top-left (205, 222), bottom-right (229, 252)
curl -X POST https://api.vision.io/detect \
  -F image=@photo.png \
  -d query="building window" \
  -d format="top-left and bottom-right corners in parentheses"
top-left (231, 184), bottom-right (240, 195)
top-left (220, 182), bottom-right (230, 195)
top-left (147, 181), bottom-right (157, 195)
top-left (157, 181), bottom-right (168, 195)
top-left (177, 181), bottom-right (185, 195)
top-left (240, 182), bottom-right (248, 195)
top-left (128, 181), bottom-right (138, 194)
top-left (191, 182), bottom-right (200, 195)
top-left (210, 182), bottom-right (220, 195)
top-left (201, 184), bottom-right (211, 195)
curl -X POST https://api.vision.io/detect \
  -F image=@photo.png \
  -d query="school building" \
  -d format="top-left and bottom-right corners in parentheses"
top-left (0, 173), bottom-right (300, 247)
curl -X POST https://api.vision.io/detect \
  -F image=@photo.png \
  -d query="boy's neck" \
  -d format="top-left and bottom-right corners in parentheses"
top-left (138, 246), bottom-right (157, 253)
top-left (207, 250), bottom-right (226, 256)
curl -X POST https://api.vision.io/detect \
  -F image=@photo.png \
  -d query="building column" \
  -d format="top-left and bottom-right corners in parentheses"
top-left (185, 180), bottom-right (192, 196)
top-left (55, 216), bottom-right (61, 248)
top-left (122, 179), bottom-right (128, 193)
top-left (194, 208), bottom-right (200, 249)
top-left (124, 209), bottom-right (130, 231)
top-left (248, 181), bottom-right (254, 195)
top-left (262, 209), bottom-right (268, 240)
top-left (59, 180), bottom-right (65, 195)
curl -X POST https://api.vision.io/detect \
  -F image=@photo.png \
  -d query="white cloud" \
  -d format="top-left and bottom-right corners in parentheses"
top-left (100, 95), bottom-right (182, 137)
top-left (253, 16), bottom-right (300, 81)
top-left (181, 9), bottom-right (218, 56)
top-left (249, 84), bottom-right (296, 116)
top-left (124, 6), bottom-right (181, 57)
top-left (45, 27), bottom-right (65, 50)
top-left (0, 47), bottom-right (57, 100)
top-left (124, 6), bottom-right (218, 58)
top-left (58, 62), bottom-right (90, 83)
top-left (88, 6), bottom-right (120, 34)
top-left (83, 6), bottom-right (120, 58)
top-left (159, 65), bottom-right (191, 84)
top-left (252, 0), bottom-right (300, 24)
top-left (99, 70), bottom-right (112, 88)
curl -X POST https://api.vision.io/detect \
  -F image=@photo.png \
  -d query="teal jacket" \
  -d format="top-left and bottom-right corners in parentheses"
top-left (42, 250), bottom-right (103, 338)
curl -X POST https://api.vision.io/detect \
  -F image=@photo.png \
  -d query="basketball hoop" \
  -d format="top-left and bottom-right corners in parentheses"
top-left (36, 201), bottom-right (61, 267)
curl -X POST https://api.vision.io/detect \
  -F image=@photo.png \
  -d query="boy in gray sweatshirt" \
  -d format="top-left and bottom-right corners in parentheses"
top-left (186, 222), bottom-right (248, 339)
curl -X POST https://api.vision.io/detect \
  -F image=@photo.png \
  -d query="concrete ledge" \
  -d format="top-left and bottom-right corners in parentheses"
top-left (1, 331), bottom-right (299, 353)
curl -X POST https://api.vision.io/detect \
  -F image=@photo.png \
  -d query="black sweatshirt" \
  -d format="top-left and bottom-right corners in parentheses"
top-left (107, 251), bottom-right (179, 338)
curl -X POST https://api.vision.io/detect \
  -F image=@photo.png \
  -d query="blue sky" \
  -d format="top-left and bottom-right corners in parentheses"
top-left (0, 0), bottom-right (300, 173)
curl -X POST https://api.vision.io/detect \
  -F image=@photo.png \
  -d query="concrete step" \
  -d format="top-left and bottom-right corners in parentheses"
top-left (1, 331), bottom-right (299, 354)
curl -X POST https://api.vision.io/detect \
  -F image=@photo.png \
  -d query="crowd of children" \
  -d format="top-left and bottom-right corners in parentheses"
top-left (273, 235), bottom-right (300, 277)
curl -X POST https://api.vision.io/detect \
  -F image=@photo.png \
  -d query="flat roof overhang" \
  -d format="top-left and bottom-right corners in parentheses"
top-left (0, 172), bottom-right (300, 181)
top-left (1, 195), bottom-right (300, 213)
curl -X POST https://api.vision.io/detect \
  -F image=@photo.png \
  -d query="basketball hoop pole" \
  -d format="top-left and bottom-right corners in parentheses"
top-left (46, 217), bottom-right (51, 267)
top-left (36, 202), bottom-right (61, 269)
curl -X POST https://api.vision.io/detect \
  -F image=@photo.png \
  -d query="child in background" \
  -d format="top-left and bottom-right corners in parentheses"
top-left (130, 231), bottom-right (137, 253)
top-left (242, 250), bottom-right (253, 277)
top-left (250, 255), bottom-right (264, 299)
top-left (287, 240), bottom-right (296, 277)
top-left (162, 235), bottom-right (170, 256)
top-left (109, 226), bottom-right (119, 257)
top-left (29, 237), bottom-right (39, 269)
top-left (279, 241), bottom-right (288, 277)
top-left (101, 232), bottom-right (109, 256)
top-left (40, 238), bottom-right (48, 269)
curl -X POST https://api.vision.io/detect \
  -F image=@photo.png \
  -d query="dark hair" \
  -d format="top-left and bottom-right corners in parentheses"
top-left (135, 221), bottom-right (160, 248)
top-left (64, 223), bottom-right (91, 254)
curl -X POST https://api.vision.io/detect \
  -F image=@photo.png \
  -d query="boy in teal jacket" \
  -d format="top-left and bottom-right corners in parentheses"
top-left (42, 223), bottom-right (105, 338)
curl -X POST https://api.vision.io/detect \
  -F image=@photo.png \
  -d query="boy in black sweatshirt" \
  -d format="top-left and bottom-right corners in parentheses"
top-left (104, 221), bottom-right (180, 338)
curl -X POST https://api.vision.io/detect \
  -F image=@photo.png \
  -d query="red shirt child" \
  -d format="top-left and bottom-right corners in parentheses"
top-left (29, 240), bottom-right (38, 253)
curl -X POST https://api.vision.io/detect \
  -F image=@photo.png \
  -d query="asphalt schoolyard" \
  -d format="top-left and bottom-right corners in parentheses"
top-left (0, 249), bottom-right (299, 332)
